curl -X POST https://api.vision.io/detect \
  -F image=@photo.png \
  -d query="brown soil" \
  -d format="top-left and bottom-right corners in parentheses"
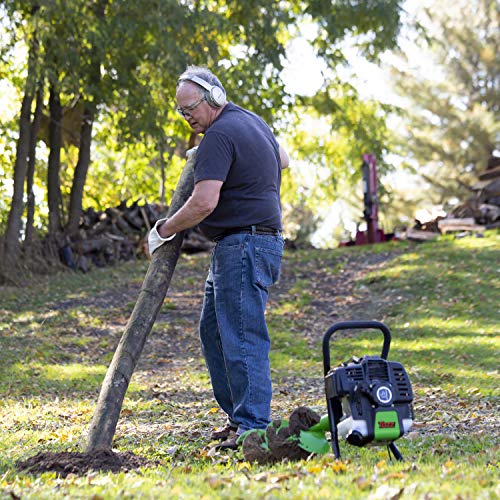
top-left (16, 449), bottom-right (157, 478)
top-left (242, 406), bottom-right (322, 465)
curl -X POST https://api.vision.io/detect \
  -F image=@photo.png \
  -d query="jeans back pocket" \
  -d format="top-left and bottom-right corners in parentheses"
top-left (255, 246), bottom-right (283, 289)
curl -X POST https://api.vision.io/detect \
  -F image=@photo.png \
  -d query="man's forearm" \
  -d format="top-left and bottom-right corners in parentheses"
top-left (156, 179), bottom-right (222, 238)
top-left (157, 196), bottom-right (212, 238)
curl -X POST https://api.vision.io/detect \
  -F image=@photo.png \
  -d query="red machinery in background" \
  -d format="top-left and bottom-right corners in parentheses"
top-left (340, 154), bottom-right (393, 247)
top-left (355, 153), bottom-right (386, 245)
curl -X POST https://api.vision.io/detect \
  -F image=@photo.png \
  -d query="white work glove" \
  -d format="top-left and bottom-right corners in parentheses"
top-left (186, 146), bottom-right (198, 159)
top-left (148, 217), bottom-right (176, 255)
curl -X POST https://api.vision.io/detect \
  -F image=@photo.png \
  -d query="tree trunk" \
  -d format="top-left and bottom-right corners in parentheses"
top-left (188, 131), bottom-right (198, 150)
top-left (66, 103), bottom-right (94, 235)
top-left (3, 12), bottom-right (40, 269)
top-left (84, 149), bottom-right (196, 452)
top-left (47, 84), bottom-right (63, 236)
top-left (24, 81), bottom-right (44, 254)
top-left (66, 0), bottom-right (106, 235)
top-left (3, 72), bottom-right (36, 267)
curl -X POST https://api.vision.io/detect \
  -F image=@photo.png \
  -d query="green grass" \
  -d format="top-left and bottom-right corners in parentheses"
top-left (359, 236), bottom-right (499, 400)
top-left (0, 231), bottom-right (499, 499)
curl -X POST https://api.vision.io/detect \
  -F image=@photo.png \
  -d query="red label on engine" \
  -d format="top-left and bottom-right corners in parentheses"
top-left (378, 421), bottom-right (396, 428)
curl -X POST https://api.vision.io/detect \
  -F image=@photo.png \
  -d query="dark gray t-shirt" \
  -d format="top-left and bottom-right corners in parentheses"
top-left (194, 102), bottom-right (282, 240)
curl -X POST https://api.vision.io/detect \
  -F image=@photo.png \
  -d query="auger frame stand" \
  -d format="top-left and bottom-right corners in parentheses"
top-left (323, 320), bottom-right (414, 461)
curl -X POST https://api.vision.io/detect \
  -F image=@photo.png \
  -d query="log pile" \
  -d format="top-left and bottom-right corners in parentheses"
top-left (407, 156), bottom-right (500, 241)
top-left (406, 215), bottom-right (443, 241)
top-left (442, 156), bottom-right (500, 232)
top-left (61, 199), bottom-right (214, 272)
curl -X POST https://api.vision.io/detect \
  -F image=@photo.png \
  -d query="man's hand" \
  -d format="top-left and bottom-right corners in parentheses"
top-left (148, 179), bottom-right (222, 256)
top-left (148, 218), bottom-right (176, 255)
top-left (279, 144), bottom-right (289, 169)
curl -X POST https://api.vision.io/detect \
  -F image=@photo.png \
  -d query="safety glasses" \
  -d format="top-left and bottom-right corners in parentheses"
top-left (176, 96), bottom-right (206, 118)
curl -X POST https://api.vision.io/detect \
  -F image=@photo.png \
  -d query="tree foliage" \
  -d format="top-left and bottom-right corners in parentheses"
top-left (282, 77), bottom-right (395, 241)
top-left (0, 0), bottom-right (405, 268)
top-left (390, 0), bottom-right (499, 205)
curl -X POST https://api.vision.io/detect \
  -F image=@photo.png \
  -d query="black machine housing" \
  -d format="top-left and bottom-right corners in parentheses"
top-left (323, 321), bottom-right (414, 460)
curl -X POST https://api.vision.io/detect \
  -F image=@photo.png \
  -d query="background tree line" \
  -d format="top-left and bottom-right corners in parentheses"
top-left (0, 0), bottom-right (403, 277)
top-left (388, 0), bottom-right (498, 215)
top-left (0, 0), bottom-right (497, 279)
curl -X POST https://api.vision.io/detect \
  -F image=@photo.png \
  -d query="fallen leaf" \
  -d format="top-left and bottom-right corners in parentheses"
top-left (384, 472), bottom-right (407, 480)
top-left (355, 476), bottom-right (372, 490)
top-left (253, 472), bottom-right (269, 482)
top-left (368, 484), bottom-right (404, 500)
top-left (331, 461), bottom-right (348, 473)
top-left (206, 475), bottom-right (222, 489)
top-left (307, 465), bottom-right (322, 474)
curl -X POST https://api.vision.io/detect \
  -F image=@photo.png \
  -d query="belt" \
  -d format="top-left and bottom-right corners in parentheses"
top-left (213, 225), bottom-right (282, 242)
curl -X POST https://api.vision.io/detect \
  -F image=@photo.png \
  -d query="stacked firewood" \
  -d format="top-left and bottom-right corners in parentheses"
top-left (439, 156), bottom-right (500, 233)
top-left (407, 156), bottom-right (500, 241)
top-left (61, 199), bottom-right (214, 272)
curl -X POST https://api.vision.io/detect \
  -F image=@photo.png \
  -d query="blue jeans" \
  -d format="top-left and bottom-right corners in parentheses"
top-left (199, 232), bottom-right (284, 434)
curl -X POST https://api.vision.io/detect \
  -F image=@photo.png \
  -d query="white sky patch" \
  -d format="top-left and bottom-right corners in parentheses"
top-left (0, 79), bottom-right (20, 122)
top-left (311, 199), bottom-right (359, 247)
top-left (281, 36), bottom-right (328, 96)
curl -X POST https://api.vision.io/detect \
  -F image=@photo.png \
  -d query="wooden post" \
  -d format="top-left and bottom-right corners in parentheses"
top-left (84, 149), bottom-right (196, 452)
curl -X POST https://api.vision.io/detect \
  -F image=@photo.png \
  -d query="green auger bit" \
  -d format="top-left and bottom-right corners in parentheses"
top-left (298, 415), bottom-right (331, 455)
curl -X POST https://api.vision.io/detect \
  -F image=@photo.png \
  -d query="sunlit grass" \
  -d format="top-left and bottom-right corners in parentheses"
top-left (0, 234), bottom-right (498, 498)
top-left (4, 362), bottom-right (105, 395)
top-left (3, 446), bottom-right (497, 500)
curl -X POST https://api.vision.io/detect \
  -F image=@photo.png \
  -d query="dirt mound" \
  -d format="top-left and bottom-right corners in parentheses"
top-left (242, 407), bottom-right (323, 465)
top-left (17, 449), bottom-right (156, 477)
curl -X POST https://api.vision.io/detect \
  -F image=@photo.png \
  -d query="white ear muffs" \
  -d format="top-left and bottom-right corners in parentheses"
top-left (208, 85), bottom-right (226, 108)
top-left (178, 74), bottom-right (226, 108)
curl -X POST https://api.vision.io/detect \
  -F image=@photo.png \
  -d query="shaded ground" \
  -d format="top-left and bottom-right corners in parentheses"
top-left (12, 243), bottom-right (498, 476)
top-left (15, 246), bottom-right (407, 476)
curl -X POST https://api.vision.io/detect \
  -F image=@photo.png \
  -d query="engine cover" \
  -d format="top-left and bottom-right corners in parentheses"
top-left (325, 355), bottom-right (414, 446)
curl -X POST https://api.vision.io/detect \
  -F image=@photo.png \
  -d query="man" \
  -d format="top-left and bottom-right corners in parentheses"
top-left (149, 65), bottom-right (288, 450)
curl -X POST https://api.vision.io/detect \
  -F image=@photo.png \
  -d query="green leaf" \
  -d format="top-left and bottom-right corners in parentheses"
top-left (298, 430), bottom-right (330, 455)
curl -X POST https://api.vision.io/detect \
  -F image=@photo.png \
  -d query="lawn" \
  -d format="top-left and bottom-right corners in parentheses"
top-left (0, 231), bottom-right (498, 499)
